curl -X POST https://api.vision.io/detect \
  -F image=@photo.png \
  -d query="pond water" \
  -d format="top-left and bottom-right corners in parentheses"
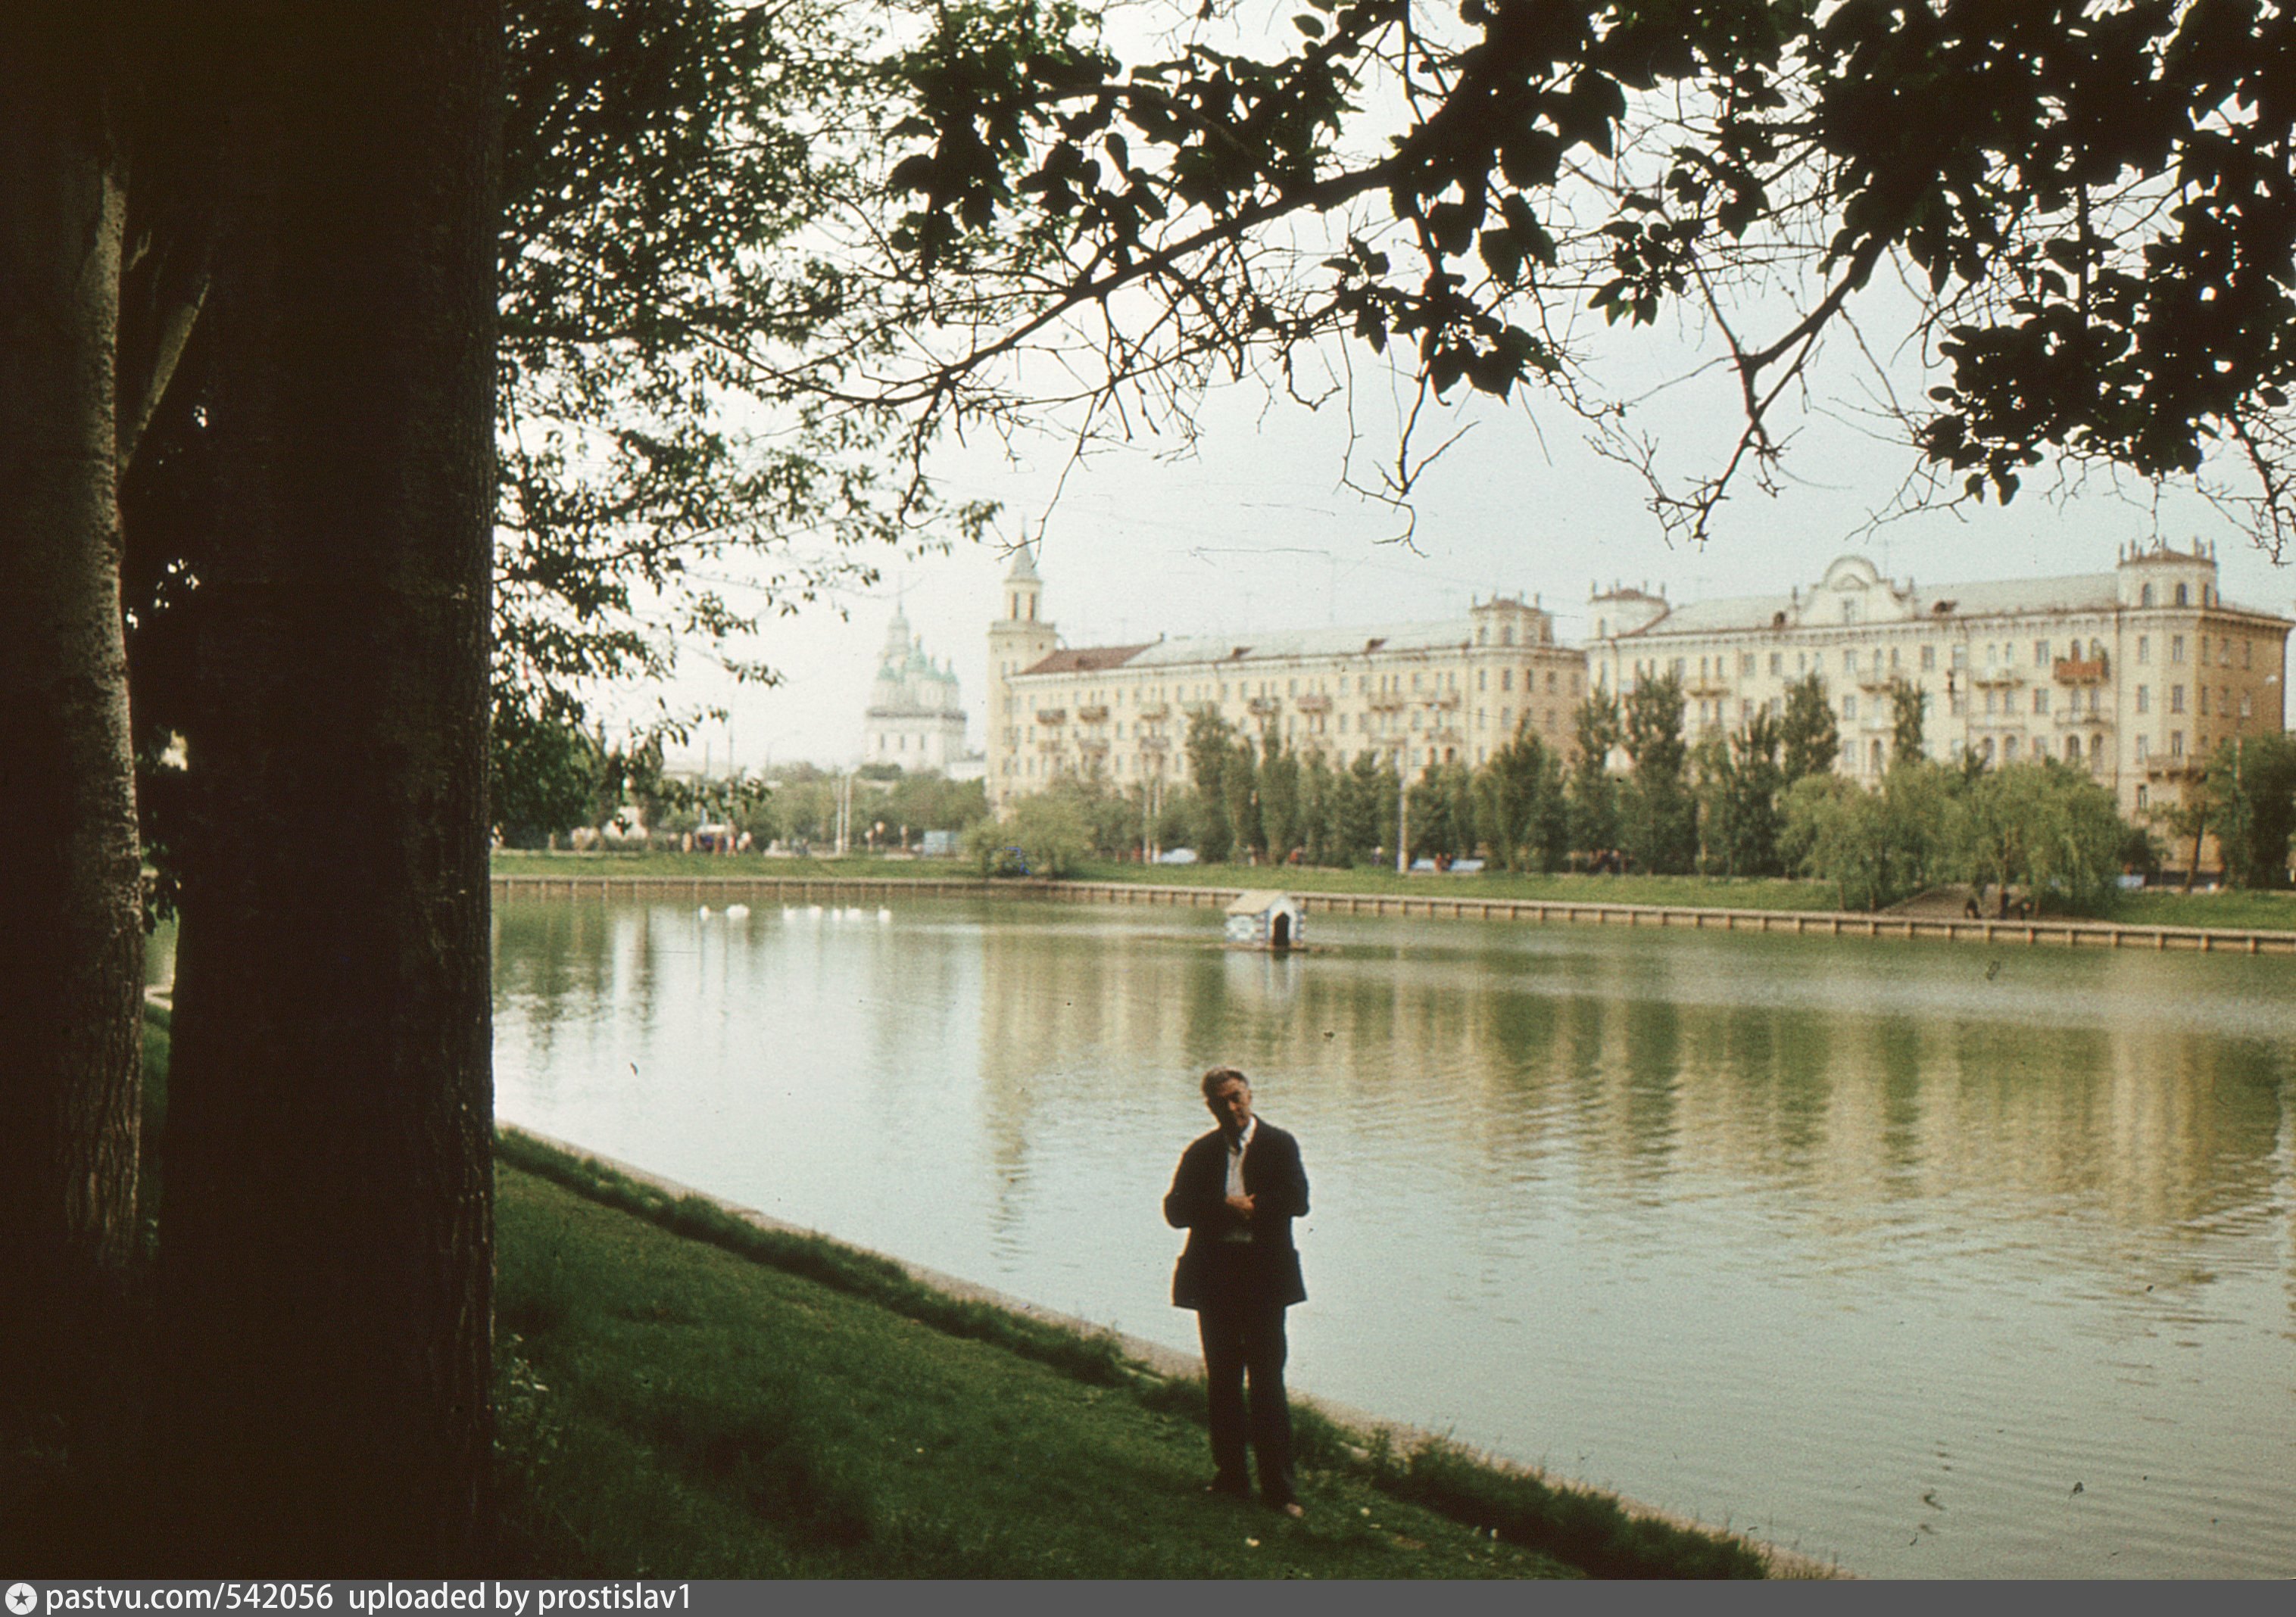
top-left (491, 892), bottom-right (2296, 1578)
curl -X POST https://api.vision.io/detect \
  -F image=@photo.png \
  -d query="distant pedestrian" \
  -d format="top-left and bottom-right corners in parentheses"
top-left (1163, 1067), bottom-right (1309, 1516)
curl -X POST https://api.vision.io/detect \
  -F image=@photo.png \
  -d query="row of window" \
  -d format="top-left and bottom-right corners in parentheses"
top-left (1842, 729), bottom-right (2210, 768)
top-left (1010, 662), bottom-right (1581, 713)
top-left (1011, 703), bottom-right (1569, 746)
top-left (2131, 684), bottom-right (2254, 718)
top-left (1624, 630), bottom-right (2260, 687)
top-left (1002, 737), bottom-right (1486, 780)
top-left (1836, 732), bottom-right (2132, 771)
top-left (1680, 681), bottom-right (2258, 725)
top-left (2135, 580), bottom-right (2210, 606)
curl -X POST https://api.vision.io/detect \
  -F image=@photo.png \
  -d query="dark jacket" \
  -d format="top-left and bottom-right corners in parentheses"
top-left (1163, 1120), bottom-right (1309, 1310)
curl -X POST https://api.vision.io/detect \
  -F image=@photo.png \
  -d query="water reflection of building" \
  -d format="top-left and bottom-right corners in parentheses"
top-left (966, 915), bottom-right (2291, 1243)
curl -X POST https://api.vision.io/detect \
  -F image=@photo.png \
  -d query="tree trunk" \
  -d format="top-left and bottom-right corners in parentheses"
top-left (155, 4), bottom-right (501, 1572)
top-left (0, 17), bottom-right (146, 1453)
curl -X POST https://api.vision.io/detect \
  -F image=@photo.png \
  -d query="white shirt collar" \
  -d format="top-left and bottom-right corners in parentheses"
top-left (1226, 1117), bottom-right (1257, 1152)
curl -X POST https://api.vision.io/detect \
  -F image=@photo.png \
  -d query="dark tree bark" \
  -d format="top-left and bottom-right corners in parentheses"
top-left (0, 12), bottom-right (146, 1451)
top-left (156, 3), bottom-right (502, 1572)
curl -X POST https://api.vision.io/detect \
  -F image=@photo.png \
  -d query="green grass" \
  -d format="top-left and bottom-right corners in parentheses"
top-left (494, 1166), bottom-right (1561, 1577)
top-left (495, 1133), bottom-right (1779, 1578)
top-left (139, 1002), bottom-right (170, 1248)
top-left (2095, 886), bottom-right (2296, 931)
top-left (492, 1130), bottom-right (1132, 1388)
top-left (490, 847), bottom-right (1833, 911)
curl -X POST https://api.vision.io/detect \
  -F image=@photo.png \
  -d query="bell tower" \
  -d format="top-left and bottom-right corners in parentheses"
top-left (987, 545), bottom-right (1059, 809)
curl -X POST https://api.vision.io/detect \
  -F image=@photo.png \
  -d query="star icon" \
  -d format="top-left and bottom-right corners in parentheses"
top-left (8, 1584), bottom-right (39, 1616)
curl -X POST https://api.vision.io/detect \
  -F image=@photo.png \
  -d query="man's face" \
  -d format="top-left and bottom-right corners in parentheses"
top-left (1206, 1076), bottom-right (1253, 1136)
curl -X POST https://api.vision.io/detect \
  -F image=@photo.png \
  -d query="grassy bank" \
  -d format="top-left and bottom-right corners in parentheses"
top-left (490, 847), bottom-right (1842, 911)
top-left (2097, 886), bottom-right (2296, 932)
top-left (491, 847), bottom-right (2296, 931)
top-left (496, 1130), bottom-right (1785, 1578)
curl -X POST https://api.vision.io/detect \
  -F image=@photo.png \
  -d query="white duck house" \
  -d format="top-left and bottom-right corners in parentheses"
top-left (1224, 890), bottom-right (1305, 950)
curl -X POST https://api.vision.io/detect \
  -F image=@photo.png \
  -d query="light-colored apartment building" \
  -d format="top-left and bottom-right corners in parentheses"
top-left (1586, 544), bottom-right (2291, 819)
top-left (984, 548), bottom-right (1585, 811)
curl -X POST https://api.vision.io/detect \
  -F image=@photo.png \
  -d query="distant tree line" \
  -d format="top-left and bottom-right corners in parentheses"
top-left (760, 766), bottom-right (989, 851)
top-left (989, 677), bottom-right (2296, 912)
top-left (493, 732), bottom-right (989, 852)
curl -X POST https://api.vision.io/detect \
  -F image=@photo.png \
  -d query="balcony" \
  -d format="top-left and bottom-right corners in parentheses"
top-left (1295, 693), bottom-right (1332, 714)
top-left (1137, 734), bottom-right (1168, 752)
top-left (1684, 676), bottom-right (1730, 697)
top-left (1076, 704), bottom-right (1110, 724)
top-left (2054, 656), bottom-right (2109, 684)
top-left (1136, 702), bottom-right (1170, 720)
top-left (1034, 708), bottom-right (1067, 724)
top-left (1970, 668), bottom-right (2026, 688)
top-left (1078, 736), bottom-right (1109, 755)
top-left (2054, 709), bottom-right (2113, 728)
top-left (1246, 696), bottom-right (1282, 717)
top-left (1365, 690), bottom-right (1405, 712)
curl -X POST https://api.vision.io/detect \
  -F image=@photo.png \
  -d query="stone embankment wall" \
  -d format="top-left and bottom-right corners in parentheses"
top-left (491, 874), bottom-right (2296, 956)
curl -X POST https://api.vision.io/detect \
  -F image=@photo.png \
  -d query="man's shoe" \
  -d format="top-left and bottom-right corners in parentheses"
top-left (1271, 1500), bottom-right (1305, 1519)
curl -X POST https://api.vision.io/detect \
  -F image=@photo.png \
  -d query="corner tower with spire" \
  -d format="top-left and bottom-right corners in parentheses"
top-left (986, 544), bottom-right (1059, 810)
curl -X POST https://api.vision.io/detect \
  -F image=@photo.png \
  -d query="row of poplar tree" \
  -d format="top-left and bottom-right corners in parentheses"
top-left (1107, 671), bottom-right (1853, 874)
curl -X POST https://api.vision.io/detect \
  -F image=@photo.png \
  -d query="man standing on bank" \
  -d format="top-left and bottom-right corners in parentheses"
top-left (1164, 1066), bottom-right (1309, 1516)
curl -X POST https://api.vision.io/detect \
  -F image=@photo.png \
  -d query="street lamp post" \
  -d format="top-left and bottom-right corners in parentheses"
top-left (1390, 683), bottom-right (1462, 874)
top-left (1394, 741), bottom-right (1410, 874)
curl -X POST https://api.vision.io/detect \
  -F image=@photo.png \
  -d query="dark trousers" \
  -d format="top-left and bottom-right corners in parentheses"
top-left (1196, 1291), bottom-right (1296, 1506)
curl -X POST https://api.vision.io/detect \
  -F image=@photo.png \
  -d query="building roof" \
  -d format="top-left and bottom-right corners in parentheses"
top-left (1920, 572), bottom-right (2120, 618)
top-left (1609, 569), bottom-right (2128, 639)
top-left (1026, 617), bottom-right (1521, 679)
top-left (1632, 592), bottom-right (1797, 636)
top-left (1020, 643), bottom-right (1156, 675)
top-left (1135, 619), bottom-right (1487, 665)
